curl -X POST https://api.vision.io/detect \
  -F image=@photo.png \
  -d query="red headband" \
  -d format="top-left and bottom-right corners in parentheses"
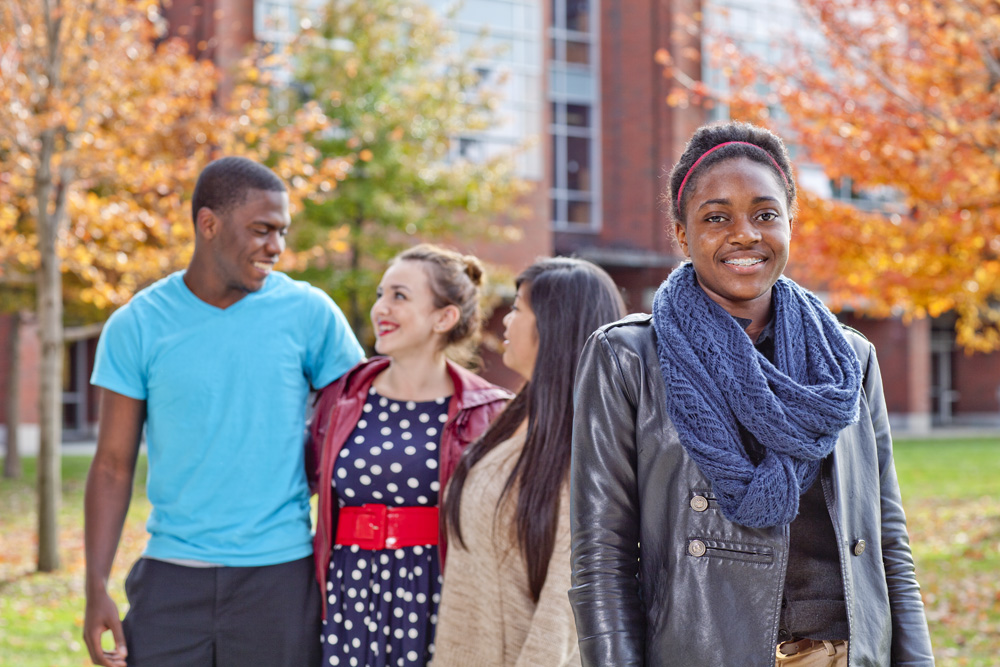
top-left (675, 141), bottom-right (789, 210)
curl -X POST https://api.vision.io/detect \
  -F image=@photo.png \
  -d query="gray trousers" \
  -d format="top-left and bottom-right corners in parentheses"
top-left (122, 555), bottom-right (320, 667)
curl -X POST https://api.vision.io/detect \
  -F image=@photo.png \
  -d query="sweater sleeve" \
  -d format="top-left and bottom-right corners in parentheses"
top-left (513, 483), bottom-right (580, 667)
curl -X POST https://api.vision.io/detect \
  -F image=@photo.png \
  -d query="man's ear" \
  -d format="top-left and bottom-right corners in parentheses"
top-left (673, 221), bottom-right (690, 257)
top-left (195, 207), bottom-right (220, 240)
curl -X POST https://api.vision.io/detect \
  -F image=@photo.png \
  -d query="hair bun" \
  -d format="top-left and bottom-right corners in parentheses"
top-left (462, 255), bottom-right (484, 286)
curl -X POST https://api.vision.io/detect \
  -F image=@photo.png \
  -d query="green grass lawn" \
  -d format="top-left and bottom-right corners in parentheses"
top-left (892, 437), bottom-right (1000, 666)
top-left (0, 456), bottom-right (149, 667)
top-left (0, 437), bottom-right (997, 666)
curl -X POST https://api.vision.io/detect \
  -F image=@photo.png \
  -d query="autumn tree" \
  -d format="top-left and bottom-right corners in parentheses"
top-left (0, 0), bottom-right (249, 571)
top-left (661, 0), bottom-right (1000, 351)
top-left (252, 0), bottom-right (527, 337)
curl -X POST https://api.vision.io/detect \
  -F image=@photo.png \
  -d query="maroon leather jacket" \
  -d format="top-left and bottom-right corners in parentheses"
top-left (308, 356), bottom-right (511, 611)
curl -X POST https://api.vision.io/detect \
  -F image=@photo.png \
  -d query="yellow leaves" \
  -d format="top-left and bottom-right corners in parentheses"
top-left (0, 0), bottom-right (235, 313)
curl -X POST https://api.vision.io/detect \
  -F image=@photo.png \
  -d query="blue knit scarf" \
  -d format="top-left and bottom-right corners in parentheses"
top-left (651, 263), bottom-right (862, 528)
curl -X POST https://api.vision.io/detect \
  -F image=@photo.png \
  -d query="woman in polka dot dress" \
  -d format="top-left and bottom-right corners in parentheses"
top-left (308, 244), bottom-right (511, 667)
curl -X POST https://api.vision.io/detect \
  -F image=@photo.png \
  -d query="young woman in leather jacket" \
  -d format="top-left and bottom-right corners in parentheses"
top-left (568, 122), bottom-right (934, 666)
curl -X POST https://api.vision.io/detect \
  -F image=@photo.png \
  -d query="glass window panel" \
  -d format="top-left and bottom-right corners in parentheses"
top-left (523, 2), bottom-right (539, 32)
top-left (566, 103), bottom-right (589, 127)
top-left (566, 136), bottom-right (591, 191)
top-left (63, 402), bottom-right (79, 430)
top-left (566, 0), bottom-right (590, 32)
top-left (567, 200), bottom-right (591, 225)
top-left (564, 69), bottom-right (593, 97)
top-left (551, 196), bottom-right (563, 223)
top-left (551, 101), bottom-right (562, 125)
top-left (461, 0), bottom-right (515, 29)
top-left (523, 107), bottom-right (540, 137)
top-left (565, 40), bottom-right (589, 64)
top-left (551, 134), bottom-right (561, 188)
top-left (459, 137), bottom-right (483, 161)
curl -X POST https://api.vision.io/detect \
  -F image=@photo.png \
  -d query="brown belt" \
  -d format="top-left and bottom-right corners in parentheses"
top-left (777, 638), bottom-right (827, 657)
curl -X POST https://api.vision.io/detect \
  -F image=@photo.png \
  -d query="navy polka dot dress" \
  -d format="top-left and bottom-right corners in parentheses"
top-left (322, 387), bottom-right (450, 667)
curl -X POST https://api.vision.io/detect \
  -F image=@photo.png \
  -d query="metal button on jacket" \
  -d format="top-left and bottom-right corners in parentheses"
top-left (690, 495), bottom-right (709, 512)
top-left (688, 539), bottom-right (707, 557)
top-left (853, 539), bottom-right (866, 556)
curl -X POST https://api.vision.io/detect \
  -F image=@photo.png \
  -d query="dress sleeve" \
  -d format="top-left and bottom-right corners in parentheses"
top-left (568, 329), bottom-right (645, 667)
top-left (513, 483), bottom-right (579, 667)
top-left (865, 343), bottom-right (935, 664)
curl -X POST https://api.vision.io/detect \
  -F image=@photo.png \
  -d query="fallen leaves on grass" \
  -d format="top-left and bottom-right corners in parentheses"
top-left (907, 494), bottom-right (1000, 666)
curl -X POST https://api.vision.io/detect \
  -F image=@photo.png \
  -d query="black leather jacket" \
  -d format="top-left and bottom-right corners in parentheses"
top-left (569, 314), bottom-right (934, 666)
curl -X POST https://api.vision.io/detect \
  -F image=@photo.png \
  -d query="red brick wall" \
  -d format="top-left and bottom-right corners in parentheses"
top-left (0, 313), bottom-right (40, 426)
top-left (842, 314), bottom-right (930, 418)
top-left (162, 0), bottom-right (255, 98)
top-left (953, 348), bottom-right (1000, 415)
top-left (595, 0), bottom-right (703, 255)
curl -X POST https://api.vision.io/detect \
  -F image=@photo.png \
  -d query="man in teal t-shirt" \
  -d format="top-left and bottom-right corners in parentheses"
top-left (82, 157), bottom-right (364, 667)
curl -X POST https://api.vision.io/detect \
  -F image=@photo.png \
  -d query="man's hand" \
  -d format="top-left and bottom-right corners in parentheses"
top-left (83, 588), bottom-right (127, 667)
top-left (83, 389), bottom-right (144, 667)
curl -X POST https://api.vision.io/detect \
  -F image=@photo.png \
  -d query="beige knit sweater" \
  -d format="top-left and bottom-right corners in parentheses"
top-left (432, 433), bottom-right (581, 667)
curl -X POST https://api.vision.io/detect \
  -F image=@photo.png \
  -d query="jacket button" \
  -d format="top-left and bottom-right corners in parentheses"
top-left (853, 539), bottom-right (866, 556)
top-left (690, 495), bottom-right (709, 512)
top-left (688, 540), bottom-right (707, 557)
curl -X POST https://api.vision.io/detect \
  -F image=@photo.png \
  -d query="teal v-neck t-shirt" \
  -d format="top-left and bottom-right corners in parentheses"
top-left (92, 271), bottom-right (364, 566)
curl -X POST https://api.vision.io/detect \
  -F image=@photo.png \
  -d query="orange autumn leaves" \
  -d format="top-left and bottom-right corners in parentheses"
top-left (1, 0), bottom-right (210, 308)
top-left (0, 0), bottom-right (353, 313)
top-left (661, 0), bottom-right (1000, 351)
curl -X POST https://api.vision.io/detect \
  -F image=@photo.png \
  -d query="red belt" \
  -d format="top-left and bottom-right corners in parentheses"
top-left (335, 504), bottom-right (439, 550)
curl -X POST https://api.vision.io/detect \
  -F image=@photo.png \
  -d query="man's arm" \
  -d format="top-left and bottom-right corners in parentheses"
top-left (83, 389), bottom-right (145, 667)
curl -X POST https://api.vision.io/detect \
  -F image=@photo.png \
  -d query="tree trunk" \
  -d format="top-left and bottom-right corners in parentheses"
top-left (35, 128), bottom-right (64, 573)
top-left (3, 311), bottom-right (22, 479)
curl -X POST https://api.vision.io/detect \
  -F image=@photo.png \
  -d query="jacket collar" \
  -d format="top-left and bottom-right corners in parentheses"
top-left (338, 356), bottom-right (511, 409)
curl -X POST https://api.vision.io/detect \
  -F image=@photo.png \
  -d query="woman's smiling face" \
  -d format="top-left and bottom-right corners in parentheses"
top-left (674, 157), bottom-right (791, 322)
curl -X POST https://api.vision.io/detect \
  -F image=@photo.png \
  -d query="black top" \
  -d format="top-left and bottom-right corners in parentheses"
top-left (735, 315), bottom-right (849, 641)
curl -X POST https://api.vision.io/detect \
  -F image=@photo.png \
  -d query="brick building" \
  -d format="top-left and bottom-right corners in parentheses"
top-left (2, 0), bottom-right (998, 453)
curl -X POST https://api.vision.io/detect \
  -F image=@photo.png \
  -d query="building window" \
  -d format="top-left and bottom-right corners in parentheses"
top-left (442, 0), bottom-right (544, 179)
top-left (254, 0), bottom-right (328, 44)
top-left (549, 0), bottom-right (600, 231)
top-left (255, 0), bottom-right (544, 179)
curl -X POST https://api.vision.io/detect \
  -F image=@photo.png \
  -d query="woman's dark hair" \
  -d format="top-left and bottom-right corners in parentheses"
top-left (444, 257), bottom-right (626, 601)
top-left (392, 244), bottom-right (485, 352)
top-left (666, 121), bottom-right (797, 224)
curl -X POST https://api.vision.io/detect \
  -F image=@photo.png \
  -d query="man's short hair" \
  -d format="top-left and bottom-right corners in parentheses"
top-left (191, 157), bottom-right (286, 223)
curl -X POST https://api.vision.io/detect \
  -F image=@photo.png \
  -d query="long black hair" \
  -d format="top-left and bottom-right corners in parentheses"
top-left (444, 257), bottom-right (626, 601)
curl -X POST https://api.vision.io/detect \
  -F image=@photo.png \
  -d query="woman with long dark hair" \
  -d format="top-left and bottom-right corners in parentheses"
top-left (568, 121), bottom-right (933, 665)
top-left (307, 244), bottom-right (512, 667)
top-left (433, 257), bottom-right (626, 667)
